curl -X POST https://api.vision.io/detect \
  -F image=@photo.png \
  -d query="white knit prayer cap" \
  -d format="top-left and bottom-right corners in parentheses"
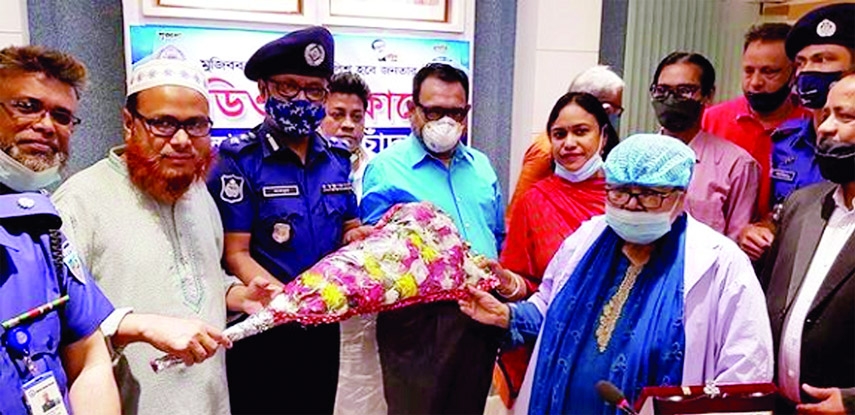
top-left (127, 45), bottom-right (209, 100)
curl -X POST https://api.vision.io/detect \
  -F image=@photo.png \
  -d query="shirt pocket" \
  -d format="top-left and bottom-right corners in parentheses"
top-left (258, 197), bottom-right (305, 247)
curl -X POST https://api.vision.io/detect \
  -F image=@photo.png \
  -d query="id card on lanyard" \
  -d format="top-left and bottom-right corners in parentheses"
top-left (22, 372), bottom-right (69, 415)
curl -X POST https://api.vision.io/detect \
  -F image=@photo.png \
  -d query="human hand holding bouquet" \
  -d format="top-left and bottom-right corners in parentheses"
top-left (151, 201), bottom-right (498, 372)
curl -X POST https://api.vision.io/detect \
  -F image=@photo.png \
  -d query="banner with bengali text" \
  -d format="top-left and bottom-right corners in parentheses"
top-left (128, 25), bottom-right (471, 153)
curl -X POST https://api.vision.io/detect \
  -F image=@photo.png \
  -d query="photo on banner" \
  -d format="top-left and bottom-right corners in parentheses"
top-left (128, 25), bottom-right (472, 154)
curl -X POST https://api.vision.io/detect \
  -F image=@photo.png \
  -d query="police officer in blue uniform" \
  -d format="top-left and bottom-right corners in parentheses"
top-left (0, 45), bottom-right (118, 414)
top-left (770, 3), bottom-right (854, 212)
top-left (208, 26), bottom-right (369, 414)
top-left (0, 193), bottom-right (116, 415)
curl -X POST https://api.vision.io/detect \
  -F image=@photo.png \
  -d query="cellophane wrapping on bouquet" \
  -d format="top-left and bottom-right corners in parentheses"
top-left (151, 201), bottom-right (498, 372)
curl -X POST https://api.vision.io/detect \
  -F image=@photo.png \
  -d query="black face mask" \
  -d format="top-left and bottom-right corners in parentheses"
top-left (816, 139), bottom-right (855, 184)
top-left (745, 83), bottom-right (792, 114)
top-left (652, 96), bottom-right (703, 133)
top-left (796, 71), bottom-right (843, 109)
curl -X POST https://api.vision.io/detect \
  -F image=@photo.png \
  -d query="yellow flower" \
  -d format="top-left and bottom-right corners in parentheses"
top-left (409, 233), bottom-right (425, 249)
top-left (364, 255), bottom-right (384, 279)
top-left (394, 273), bottom-right (418, 299)
top-left (321, 284), bottom-right (347, 311)
top-left (421, 246), bottom-right (438, 263)
top-left (301, 272), bottom-right (323, 288)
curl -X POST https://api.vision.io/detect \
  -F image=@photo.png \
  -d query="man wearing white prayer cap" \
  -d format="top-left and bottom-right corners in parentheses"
top-left (52, 46), bottom-right (280, 415)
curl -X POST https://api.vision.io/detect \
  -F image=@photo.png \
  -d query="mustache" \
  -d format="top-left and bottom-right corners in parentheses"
top-left (124, 141), bottom-right (213, 204)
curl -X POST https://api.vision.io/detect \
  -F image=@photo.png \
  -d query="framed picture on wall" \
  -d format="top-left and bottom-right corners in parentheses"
top-left (141, 0), bottom-right (311, 24)
top-left (320, 0), bottom-right (465, 33)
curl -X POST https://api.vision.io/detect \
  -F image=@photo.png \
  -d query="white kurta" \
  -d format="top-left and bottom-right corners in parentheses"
top-left (53, 147), bottom-right (233, 415)
top-left (512, 215), bottom-right (774, 415)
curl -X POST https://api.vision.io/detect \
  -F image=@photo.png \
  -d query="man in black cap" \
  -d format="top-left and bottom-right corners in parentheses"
top-left (207, 26), bottom-right (371, 414)
top-left (740, 2), bottom-right (855, 262)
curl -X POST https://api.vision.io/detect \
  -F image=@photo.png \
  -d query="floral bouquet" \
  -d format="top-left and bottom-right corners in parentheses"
top-left (151, 201), bottom-right (498, 372)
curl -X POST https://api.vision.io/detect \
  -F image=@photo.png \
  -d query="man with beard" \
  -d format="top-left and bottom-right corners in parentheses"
top-left (737, 3), bottom-right (855, 263)
top-left (359, 62), bottom-right (505, 415)
top-left (763, 70), bottom-right (855, 414)
top-left (52, 49), bottom-right (280, 415)
top-left (0, 45), bottom-right (119, 415)
top-left (207, 26), bottom-right (369, 414)
top-left (703, 23), bottom-right (808, 226)
top-left (650, 52), bottom-right (760, 241)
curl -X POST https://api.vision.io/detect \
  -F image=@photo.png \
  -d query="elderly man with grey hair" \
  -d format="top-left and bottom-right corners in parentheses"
top-left (507, 65), bottom-right (624, 217)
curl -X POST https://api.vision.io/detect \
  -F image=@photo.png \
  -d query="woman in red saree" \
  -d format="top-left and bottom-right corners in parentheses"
top-left (493, 92), bottom-right (619, 410)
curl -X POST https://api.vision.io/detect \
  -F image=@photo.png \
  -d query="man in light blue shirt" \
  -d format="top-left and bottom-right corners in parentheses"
top-left (360, 62), bottom-right (505, 415)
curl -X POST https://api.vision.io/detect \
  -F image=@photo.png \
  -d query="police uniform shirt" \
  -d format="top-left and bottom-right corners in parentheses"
top-left (770, 117), bottom-right (824, 206)
top-left (208, 123), bottom-right (357, 283)
top-left (0, 192), bottom-right (114, 414)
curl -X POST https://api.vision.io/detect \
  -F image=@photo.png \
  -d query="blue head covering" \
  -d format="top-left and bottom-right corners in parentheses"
top-left (604, 133), bottom-right (696, 189)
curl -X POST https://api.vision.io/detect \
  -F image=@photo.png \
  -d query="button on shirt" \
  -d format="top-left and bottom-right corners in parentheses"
top-left (779, 187), bottom-right (855, 402)
top-left (0, 192), bottom-right (114, 414)
top-left (771, 118), bottom-right (825, 207)
top-left (360, 135), bottom-right (505, 259)
top-left (208, 124), bottom-right (357, 283)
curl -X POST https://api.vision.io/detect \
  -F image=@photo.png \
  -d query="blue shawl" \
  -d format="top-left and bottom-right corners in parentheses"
top-left (528, 215), bottom-right (687, 414)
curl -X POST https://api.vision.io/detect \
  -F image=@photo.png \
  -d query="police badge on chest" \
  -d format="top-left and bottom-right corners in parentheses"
top-left (272, 221), bottom-right (292, 244)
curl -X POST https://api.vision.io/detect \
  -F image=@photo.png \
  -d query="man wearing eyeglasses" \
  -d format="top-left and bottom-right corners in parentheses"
top-left (650, 52), bottom-right (760, 242)
top-left (206, 26), bottom-right (371, 415)
top-left (53, 49), bottom-right (280, 415)
top-left (0, 45), bottom-right (119, 415)
top-left (359, 62), bottom-right (505, 415)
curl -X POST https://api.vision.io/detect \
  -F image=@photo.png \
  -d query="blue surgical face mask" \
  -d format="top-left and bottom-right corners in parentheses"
top-left (796, 71), bottom-right (843, 109)
top-left (554, 154), bottom-right (603, 183)
top-left (264, 97), bottom-right (326, 137)
top-left (605, 204), bottom-right (675, 244)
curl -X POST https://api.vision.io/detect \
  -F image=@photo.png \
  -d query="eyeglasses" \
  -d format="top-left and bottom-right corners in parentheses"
top-left (416, 103), bottom-right (470, 122)
top-left (0, 98), bottom-right (81, 127)
top-left (606, 187), bottom-right (676, 209)
top-left (649, 84), bottom-right (702, 100)
top-left (267, 79), bottom-right (328, 102)
top-left (131, 109), bottom-right (213, 138)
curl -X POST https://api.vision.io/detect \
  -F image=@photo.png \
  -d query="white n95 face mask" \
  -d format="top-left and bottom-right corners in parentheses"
top-left (421, 116), bottom-right (463, 154)
top-left (0, 149), bottom-right (61, 192)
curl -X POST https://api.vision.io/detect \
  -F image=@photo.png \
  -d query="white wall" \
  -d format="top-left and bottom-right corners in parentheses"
top-left (0, 0), bottom-right (28, 47)
top-left (509, 0), bottom-right (602, 194)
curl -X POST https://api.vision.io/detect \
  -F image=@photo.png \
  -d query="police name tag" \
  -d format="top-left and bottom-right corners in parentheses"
top-left (23, 372), bottom-right (69, 415)
top-left (321, 182), bottom-right (353, 194)
top-left (262, 185), bottom-right (300, 198)
top-left (771, 168), bottom-right (796, 183)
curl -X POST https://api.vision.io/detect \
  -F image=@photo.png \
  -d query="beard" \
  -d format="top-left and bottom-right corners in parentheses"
top-left (124, 138), bottom-right (213, 204)
top-left (1, 143), bottom-right (67, 171)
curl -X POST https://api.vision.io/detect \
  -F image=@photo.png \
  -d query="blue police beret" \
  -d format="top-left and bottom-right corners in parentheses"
top-left (245, 26), bottom-right (334, 81)
top-left (786, 3), bottom-right (855, 60)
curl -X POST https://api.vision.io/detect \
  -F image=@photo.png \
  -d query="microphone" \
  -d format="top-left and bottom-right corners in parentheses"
top-left (596, 380), bottom-right (639, 415)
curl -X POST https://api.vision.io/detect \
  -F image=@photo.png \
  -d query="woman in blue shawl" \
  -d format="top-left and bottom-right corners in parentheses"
top-left (460, 134), bottom-right (774, 415)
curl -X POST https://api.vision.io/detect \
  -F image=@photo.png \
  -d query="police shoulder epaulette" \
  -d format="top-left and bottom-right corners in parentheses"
top-left (219, 132), bottom-right (259, 155)
top-left (0, 192), bottom-right (61, 229)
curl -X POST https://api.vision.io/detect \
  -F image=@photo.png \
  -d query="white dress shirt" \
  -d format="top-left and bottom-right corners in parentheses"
top-left (779, 186), bottom-right (855, 402)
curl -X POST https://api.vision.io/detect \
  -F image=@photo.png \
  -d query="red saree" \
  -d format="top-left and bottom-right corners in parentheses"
top-left (496, 174), bottom-right (606, 408)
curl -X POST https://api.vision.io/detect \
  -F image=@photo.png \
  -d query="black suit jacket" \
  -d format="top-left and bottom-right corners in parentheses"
top-left (762, 182), bottom-right (855, 412)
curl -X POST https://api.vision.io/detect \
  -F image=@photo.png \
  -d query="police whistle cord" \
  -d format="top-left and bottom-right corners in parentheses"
top-left (1, 295), bottom-right (70, 330)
